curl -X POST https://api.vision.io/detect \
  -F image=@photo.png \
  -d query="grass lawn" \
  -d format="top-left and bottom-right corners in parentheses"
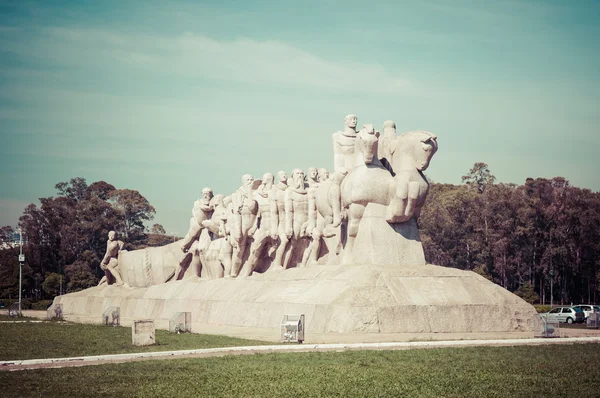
top-left (1, 344), bottom-right (600, 397)
top-left (0, 320), bottom-right (269, 360)
top-left (0, 314), bottom-right (34, 322)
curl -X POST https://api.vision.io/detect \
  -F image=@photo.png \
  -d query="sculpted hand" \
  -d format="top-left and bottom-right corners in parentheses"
top-left (285, 228), bottom-right (293, 239)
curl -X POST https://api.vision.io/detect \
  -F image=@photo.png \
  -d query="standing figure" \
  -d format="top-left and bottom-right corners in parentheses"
top-left (230, 174), bottom-right (261, 277)
top-left (317, 168), bottom-right (330, 183)
top-left (284, 169), bottom-right (311, 268)
top-left (171, 187), bottom-right (213, 281)
top-left (201, 194), bottom-right (230, 278)
top-left (379, 120), bottom-right (397, 174)
top-left (331, 114), bottom-right (361, 226)
top-left (98, 231), bottom-right (126, 286)
top-left (270, 170), bottom-right (289, 270)
top-left (242, 173), bottom-right (275, 276)
top-left (306, 167), bottom-right (319, 188)
top-left (305, 167), bottom-right (333, 265)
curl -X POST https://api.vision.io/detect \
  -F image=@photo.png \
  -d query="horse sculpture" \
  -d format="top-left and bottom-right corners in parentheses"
top-left (314, 125), bottom-right (438, 263)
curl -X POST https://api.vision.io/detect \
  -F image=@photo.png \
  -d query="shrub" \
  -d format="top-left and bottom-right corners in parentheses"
top-left (535, 304), bottom-right (551, 313)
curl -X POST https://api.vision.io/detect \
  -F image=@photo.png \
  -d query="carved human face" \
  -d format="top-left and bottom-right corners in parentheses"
top-left (292, 169), bottom-right (305, 188)
top-left (308, 167), bottom-right (317, 180)
top-left (262, 173), bottom-right (274, 185)
top-left (344, 115), bottom-right (357, 129)
top-left (318, 168), bottom-right (329, 182)
top-left (201, 188), bottom-right (213, 203)
top-left (277, 171), bottom-right (287, 184)
top-left (242, 174), bottom-right (254, 188)
top-left (108, 231), bottom-right (116, 241)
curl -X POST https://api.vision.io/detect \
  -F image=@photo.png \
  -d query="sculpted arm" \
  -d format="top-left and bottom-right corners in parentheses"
top-left (284, 189), bottom-right (293, 238)
top-left (101, 241), bottom-right (111, 267)
top-left (270, 189), bottom-right (279, 238)
top-left (332, 133), bottom-right (345, 173)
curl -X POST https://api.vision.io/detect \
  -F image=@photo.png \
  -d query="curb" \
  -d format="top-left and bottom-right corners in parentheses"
top-left (3, 336), bottom-right (600, 371)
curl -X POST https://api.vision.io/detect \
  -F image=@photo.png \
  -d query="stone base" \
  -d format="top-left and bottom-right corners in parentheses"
top-left (52, 263), bottom-right (537, 338)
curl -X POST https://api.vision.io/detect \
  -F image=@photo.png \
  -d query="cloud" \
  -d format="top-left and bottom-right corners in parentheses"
top-left (0, 27), bottom-right (410, 95)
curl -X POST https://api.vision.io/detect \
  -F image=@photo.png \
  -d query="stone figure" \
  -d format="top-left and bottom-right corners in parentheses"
top-left (306, 167), bottom-right (319, 188)
top-left (241, 173), bottom-right (275, 276)
top-left (171, 188), bottom-right (214, 281)
top-left (330, 114), bottom-right (363, 228)
top-left (332, 114), bottom-right (360, 173)
top-left (379, 120), bottom-right (397, 163)
top-left (317, 168), bottom-right (330, 183)
top-left (338, 127), bottom-right (438, 263)
top-left (98, 231), bottom-right (125, 286)
top-left (230, 174), bottom-right (262, 277)
top-left (201, 194), bottom-right (230, 279)
top-left (283, 169), bottom-right (311, 267)
top-left (270, 170), bottom-right (289, 270)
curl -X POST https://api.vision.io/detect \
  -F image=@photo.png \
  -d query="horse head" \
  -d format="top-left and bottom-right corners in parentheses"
top-left (392, 130), bottom-right (438, 171)
top-left (355, 124), bottom-right (380, 165)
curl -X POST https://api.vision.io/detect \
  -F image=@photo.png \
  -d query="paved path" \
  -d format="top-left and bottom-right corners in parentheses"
top-left (2, 336), bottom-right (600, 372)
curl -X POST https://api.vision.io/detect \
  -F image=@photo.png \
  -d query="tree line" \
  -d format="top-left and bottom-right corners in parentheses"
top-left (1, 165), bottom-right (599, 305)
top-left (0, 178), bottom-right (172, 300)
top-left (420, 163), bottom-right (600, 305)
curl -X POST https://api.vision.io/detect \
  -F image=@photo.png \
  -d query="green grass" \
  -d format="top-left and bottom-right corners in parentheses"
top-left (0, 321), bottom-right (269, 360)
top-left (2, 344), bottom-right (600, 397)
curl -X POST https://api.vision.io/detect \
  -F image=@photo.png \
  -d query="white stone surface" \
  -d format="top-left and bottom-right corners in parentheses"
top-left (132, 319), bottom-right (155, 346)
top-left (54, 263), bottom-right (537, 335)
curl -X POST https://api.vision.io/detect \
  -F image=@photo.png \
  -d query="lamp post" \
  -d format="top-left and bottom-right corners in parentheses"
top-left (18, 227), bottom-right (24, 317)
top-left (549, 268), bottom-right (555, 308)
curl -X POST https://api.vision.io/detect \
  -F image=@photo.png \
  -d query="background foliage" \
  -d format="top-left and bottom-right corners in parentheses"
top-left (0, 178), bottom-right (173, 300)
top-left (1, 165), bottom-right (599, 305)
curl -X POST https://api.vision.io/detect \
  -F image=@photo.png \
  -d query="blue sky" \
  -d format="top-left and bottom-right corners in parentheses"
top-left (1, 0), bottom-right (599, 235)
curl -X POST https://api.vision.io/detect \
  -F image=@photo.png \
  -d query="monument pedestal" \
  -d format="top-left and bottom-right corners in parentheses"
top-left (348, 203), bottom-right (425, 266)
top-left (52, 262), bottom-right (537, 340)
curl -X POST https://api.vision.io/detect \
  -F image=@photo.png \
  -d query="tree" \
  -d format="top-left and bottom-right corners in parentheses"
top-left (55, 177), bottom-right (89, 202)
top-left (108, 189), bottom-right (156, 240)
top-left (515, 282), bottom-right (539, 304)
top-left (64, 250), bottom-right (99, 292)
top-left (151, 224), bottom-right (166, 235)
top-left (42, 272), bottom-right (63, 297)
top-left (462, 162), bottom-right (496, 194)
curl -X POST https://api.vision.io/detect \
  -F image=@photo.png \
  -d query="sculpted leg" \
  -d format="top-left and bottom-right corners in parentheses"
top-left (342, 204), bottom-right (365, 264)
top-left (230, 236), bottom-right (247, 277)
top-left (244, 230), bottom-right (268, 276)
top-left (271, 224), bottom-right (289, 270)
top-left (171, 251), bottom-right (192, 281)
top-left (106, 258), bottom-right (125, 286)
top-left (220, 239), bottom-right (233, 277)
top-left (330, 172), bottom-right (344, 227)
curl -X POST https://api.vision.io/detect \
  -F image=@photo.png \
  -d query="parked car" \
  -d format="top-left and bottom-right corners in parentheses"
top-left (572, 305), bottom-right (596, 320)
top-left (542, 306), bottom-right (585, 324)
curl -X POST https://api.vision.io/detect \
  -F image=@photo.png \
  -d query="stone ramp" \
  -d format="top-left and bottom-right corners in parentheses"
top-left (52, 263), bottom-right (538, 336)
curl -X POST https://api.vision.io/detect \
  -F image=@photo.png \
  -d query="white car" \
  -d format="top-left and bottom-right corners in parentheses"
top-left (542, 306), bottom-right (585, 324)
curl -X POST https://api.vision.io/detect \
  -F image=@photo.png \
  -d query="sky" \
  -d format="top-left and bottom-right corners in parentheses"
top-left (1, 0), bottom-right (599, 236)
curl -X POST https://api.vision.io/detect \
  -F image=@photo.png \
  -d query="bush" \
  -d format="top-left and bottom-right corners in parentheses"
top-left (535, 304), bottom-right (551, 313)
top-left (1, 298), bottom-right (53, 310)
top-left (31, 300), bottom-right (53, 310)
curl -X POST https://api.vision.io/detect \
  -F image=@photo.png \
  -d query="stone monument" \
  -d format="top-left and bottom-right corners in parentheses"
top-left (98, 231), bottom-right (126, 286)
top-left (50, 114), bottom-right (537, 342)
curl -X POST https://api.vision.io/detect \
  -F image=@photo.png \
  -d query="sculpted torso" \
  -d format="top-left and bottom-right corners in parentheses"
top-left (105, 240), bottom-right (124, 260)
top-left (286, 187), bottom-right (309, 237)
top-left (271, 183), bottom-right (287, 224)
top-left (333, 132), bottom-right (360, 172)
